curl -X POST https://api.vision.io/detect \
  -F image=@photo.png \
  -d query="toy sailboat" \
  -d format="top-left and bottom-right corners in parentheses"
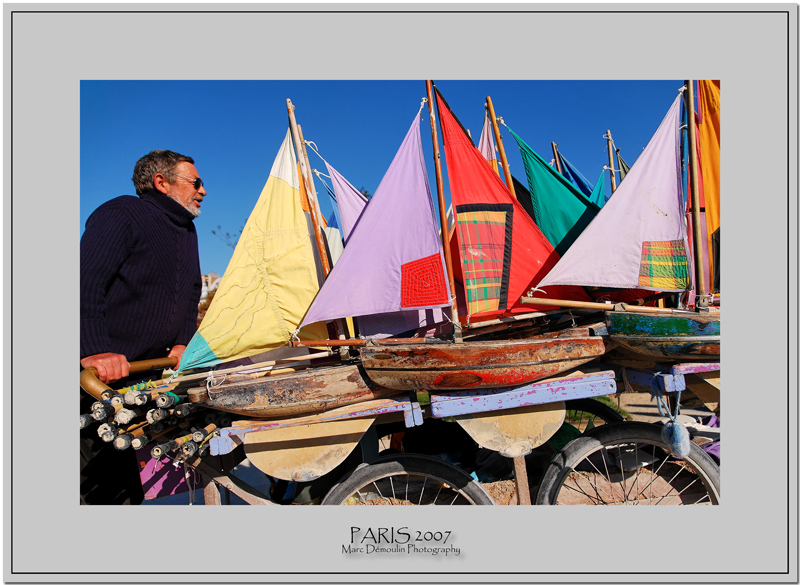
top-left (525, 83), bottom-right (720, 360)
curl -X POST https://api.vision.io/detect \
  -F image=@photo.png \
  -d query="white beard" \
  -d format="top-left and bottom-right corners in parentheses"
top-left (186, 203), bottom-right (201, 218)
top-left (169, 194), bottom-right (201, 217)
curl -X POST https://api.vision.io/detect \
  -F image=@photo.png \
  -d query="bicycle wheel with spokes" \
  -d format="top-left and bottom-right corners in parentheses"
top-left (321, 453), bottom-right (495, 505)
top-left (535, 422), bottom-right (720, 505)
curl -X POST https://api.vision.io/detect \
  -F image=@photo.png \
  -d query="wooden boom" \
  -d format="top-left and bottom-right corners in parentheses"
top-left (520, 295), bottom-right (698, 315)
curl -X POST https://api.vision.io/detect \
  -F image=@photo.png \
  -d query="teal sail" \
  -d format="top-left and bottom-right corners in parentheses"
top-left (587, 169), bottom-right (606, 208)
top-left (507, 126), bottom-right (600, 256)
top-left (557, 149), bottom-right (607, 208)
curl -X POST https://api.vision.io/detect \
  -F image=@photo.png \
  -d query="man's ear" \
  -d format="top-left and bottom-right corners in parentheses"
top-left (153, 173), bottom-right (170, 195)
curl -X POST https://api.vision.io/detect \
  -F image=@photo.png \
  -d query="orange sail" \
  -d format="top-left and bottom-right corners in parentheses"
top-left (697, 80), bottom-right (720, 292)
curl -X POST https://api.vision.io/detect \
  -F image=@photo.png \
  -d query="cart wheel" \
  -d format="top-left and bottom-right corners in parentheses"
top-left (564, 398), bottom-right (625, 432)
top-left (535, 422), bottom-right (720, 505)
top-left (321, 453), bottom-right (495, 505)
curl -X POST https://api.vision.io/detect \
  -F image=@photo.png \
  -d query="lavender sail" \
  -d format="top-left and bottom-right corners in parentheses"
top-left (298, 112), bottom-right (451, 331)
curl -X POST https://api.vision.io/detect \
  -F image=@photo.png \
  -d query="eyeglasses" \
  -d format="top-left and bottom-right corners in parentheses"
top-left (173, 173), bottom-right (204, 190)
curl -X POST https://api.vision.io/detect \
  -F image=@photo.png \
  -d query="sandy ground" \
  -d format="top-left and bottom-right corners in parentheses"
top-left (615, 390), bottom-right (713, 424)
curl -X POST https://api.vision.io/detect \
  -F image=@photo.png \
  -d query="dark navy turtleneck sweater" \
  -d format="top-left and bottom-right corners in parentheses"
top-left (80, 189), bottom-right (202, 362)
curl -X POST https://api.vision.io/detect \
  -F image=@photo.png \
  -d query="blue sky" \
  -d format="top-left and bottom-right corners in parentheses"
top-left (80, 80), bottom-right (681, 275)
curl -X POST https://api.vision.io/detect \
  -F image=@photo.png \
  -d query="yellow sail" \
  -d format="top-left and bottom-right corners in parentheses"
top-left (179, 128), bottom-right (327, 371)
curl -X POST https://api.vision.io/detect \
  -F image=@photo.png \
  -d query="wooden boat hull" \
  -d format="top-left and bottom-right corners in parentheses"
top-left (186, 364), bottom-right (400, 419)
top-left (359, 334), bottom-right (609, 391)
top-left (605, 311), bottom-right (720, 359)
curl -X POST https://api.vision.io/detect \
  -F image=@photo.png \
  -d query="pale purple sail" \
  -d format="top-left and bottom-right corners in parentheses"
top-left (324, 162), bottom-right (368, 244)
top-left (537, 94), bottom-right (692, 293)
top-left (299, 113), bottom-right (451, 331)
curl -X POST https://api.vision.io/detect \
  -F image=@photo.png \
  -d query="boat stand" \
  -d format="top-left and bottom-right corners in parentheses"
top-left (188, 452), bottom-right (278, 506)
top-left (616, 361), bottom-right (720, 415)
top-left (621, 362), bottom-right (719, 392)
top-left (185, 370), bottom-right (618, 505)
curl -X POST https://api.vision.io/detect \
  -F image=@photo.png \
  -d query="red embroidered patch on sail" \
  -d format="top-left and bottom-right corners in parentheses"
top-left (401, 254), bottom-right (449, 308)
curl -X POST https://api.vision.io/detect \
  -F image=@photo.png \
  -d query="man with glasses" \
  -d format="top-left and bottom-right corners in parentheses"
top-left (80, 149), bottom-right (206, 504)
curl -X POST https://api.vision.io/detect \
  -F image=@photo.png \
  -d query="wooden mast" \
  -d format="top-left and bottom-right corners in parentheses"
top-left (426, 80), bottom-right (462, 342)
top-left (605, 130), bottom-right (618, 193)
top-left (551, 142), bottom-right (563, 174)
top-left (297, 122), bottom-right (338, 278)
top-left (684, 80), bottom-right (709, 309)
top-left (287, 101), bottom-right (351, 345)
top-left (287, 99), bottom-right (331, 277)
top-left (297, 124), bottom-right (326, 241)
top-left (486, 96), bottom-right (516, 199)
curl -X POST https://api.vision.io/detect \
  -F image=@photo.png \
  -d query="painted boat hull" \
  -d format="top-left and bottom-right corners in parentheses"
top-left (605, 311), bottom-right (720, 359)
top-left (186, 364), bottom-right (400, 419)
top-left (186, 330), bottom-right (609, 417)
top-left (360, 334), bottom-right (609, 391)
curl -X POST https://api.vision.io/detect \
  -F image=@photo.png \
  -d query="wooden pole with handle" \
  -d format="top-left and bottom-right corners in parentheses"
top-left (684, 80), bottom-right (709, 308)
top-left (486, 96), bottom-right (516, 199)
top-left (426, 81), bottom-right (462, 342)
top-left (80, 357), bottom-right (179, 400)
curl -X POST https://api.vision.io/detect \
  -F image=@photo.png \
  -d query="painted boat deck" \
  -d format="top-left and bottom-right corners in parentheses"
top-left (605, 311), bottom-right (720, 359)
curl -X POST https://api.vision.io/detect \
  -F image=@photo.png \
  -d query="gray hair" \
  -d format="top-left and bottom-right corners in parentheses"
top-left (132, 150), bottom-right (195, 195)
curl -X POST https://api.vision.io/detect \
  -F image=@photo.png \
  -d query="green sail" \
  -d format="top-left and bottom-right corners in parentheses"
top-left (507, 126), bottom-right (600, 256)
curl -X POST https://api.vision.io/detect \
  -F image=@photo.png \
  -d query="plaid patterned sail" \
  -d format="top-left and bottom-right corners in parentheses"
top-left (456, 204), bottom-right (513, 315)
top-left (537, 94), bottom-right (693, 295)
top-left (638, 240), bottom-right (690, 289)
top-left (434, 85), bottom-right (593, 320)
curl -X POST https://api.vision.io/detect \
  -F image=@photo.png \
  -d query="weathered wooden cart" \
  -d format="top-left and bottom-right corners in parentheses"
top-left (81, 350), bottom-right (720, 506)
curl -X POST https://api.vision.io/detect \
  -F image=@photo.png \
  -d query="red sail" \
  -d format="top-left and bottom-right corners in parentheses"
top-left (434, 86), bottom-right (592, 321)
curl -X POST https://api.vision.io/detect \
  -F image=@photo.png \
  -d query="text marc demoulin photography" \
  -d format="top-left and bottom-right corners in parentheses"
top-left (342, 526), bottom-right (461, 557)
